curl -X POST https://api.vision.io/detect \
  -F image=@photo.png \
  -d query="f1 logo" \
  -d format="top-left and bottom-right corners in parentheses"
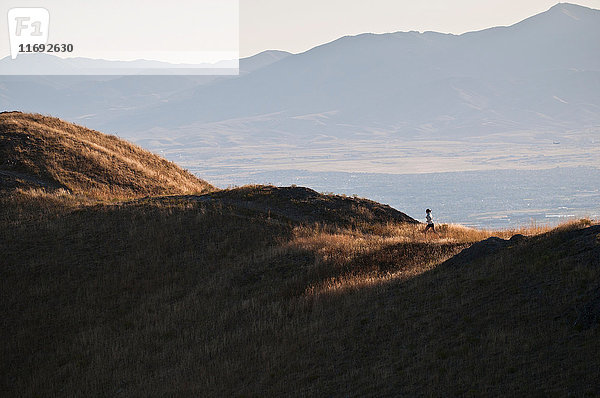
top-left (8, 8), bottom-right (50, 59)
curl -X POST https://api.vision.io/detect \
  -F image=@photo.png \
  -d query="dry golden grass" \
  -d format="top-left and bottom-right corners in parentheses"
top-left (0, 112), bottom-right (213, 199)
top-left (285, 220), bottom-right (572, 299)
top-left (1, 186), bottom-right (599, 397)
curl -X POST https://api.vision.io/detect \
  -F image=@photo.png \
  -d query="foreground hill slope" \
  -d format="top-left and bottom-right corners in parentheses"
top-left (1, 187), bottom-right (598, 396)
top-left (0, 115), bottom-right (598, 396)
top-left (0, 112), bottom-right (213, 198)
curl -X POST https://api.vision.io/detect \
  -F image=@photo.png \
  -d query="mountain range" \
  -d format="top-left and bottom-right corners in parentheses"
top-left (1, 3), bottom-right (599, 174)
top-left (116, 2), bottom-right (600, 134)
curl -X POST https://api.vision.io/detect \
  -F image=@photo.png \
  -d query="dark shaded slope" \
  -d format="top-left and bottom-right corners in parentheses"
top-left (444, 224), bottom-right (598, 269)
top-left (138, 185), bottom-right (417, 226)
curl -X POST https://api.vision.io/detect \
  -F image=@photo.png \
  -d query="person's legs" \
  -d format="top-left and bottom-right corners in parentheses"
top-left (424, 223), bottom-right (439, 237)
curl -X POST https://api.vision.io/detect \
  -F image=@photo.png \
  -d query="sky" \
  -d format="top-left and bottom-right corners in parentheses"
top-left (240, 0), bottom-right (600, 57)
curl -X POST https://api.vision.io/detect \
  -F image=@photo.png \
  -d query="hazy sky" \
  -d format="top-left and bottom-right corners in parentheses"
top-left (240, 0), bottom-right (600, 57)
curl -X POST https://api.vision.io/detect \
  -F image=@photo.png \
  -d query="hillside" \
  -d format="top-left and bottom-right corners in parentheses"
top-left (0, 112), bottom-right (213, 198)
top-left (1, 118), bottom-right (598, 396)
top-left (1, 188), bottom-right (598, 396)
top-left (137, 185), bottom-right (417, 227)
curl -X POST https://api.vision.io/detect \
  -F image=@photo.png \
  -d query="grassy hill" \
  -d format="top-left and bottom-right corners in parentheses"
top-left (0, 112), bottom-right (213, 198)
top-left (1, 115), bottom-right (599, 397)
top-left (137, 184), bottom-right (417, 227)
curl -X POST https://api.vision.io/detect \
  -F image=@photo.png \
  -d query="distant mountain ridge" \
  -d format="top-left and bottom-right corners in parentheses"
top-left (0, 50), bottom-right (291, 76)
top-left (0, 50), bottom-right (291, 123)
top-left (1, 3), bottom-right (599, 174)
top-left (0, 53), bottom-right (240, 75)
top-left (123, 2), bottom-right (598, 131)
